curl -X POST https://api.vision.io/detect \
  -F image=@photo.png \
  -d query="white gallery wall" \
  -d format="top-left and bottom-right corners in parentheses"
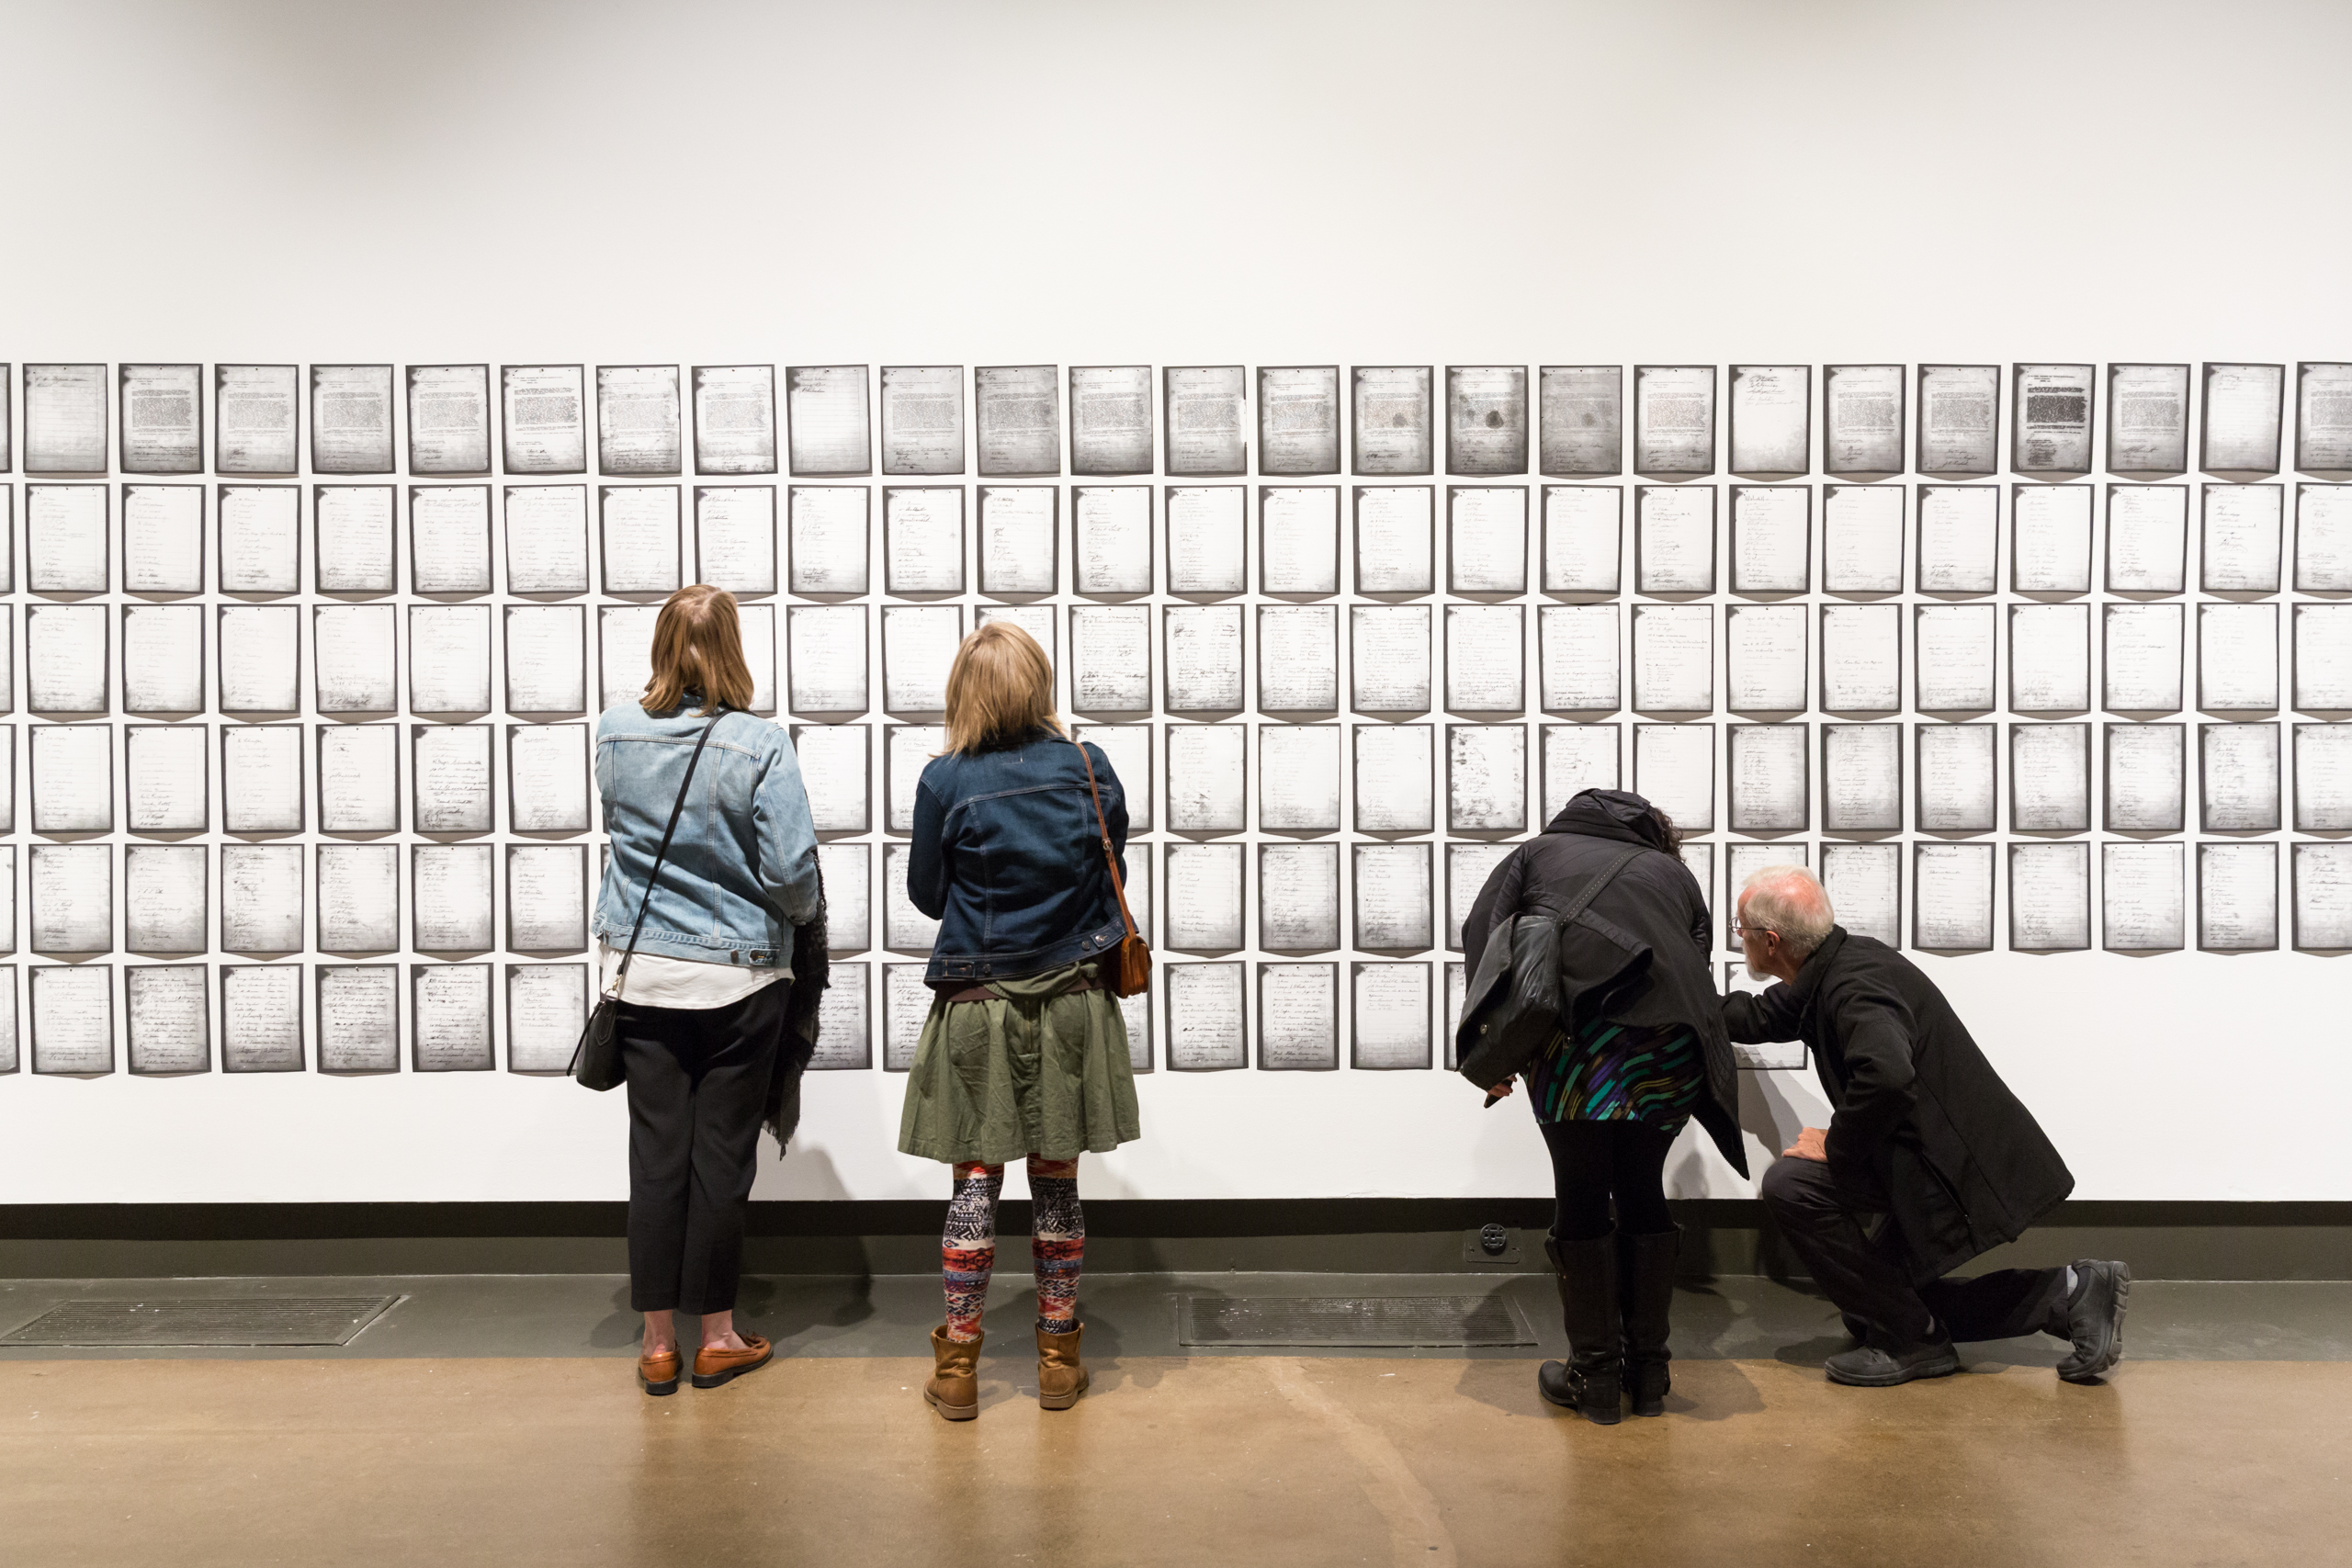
top-left (0, 0), bottom-right (2348, 1203)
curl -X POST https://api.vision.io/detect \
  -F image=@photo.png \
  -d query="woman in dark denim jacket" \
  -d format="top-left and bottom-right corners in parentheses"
top-left (898, 621), bottom-right (1142, 1421)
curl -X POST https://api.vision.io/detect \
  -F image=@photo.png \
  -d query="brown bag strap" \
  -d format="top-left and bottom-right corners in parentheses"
top-left (1071, 737), bottom-right (1138, 942)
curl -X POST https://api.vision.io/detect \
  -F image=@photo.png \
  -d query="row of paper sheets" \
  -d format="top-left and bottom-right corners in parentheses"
top-left (0, 601), bottom-right (769, 716)
top-left (7, 598), bottom-right (2351, 720)
top-left (11, 364), bottom-right (2352, 480)
top-left (1142, 829), bottom-right (2349, 1075)
top-left (1680, 841), bottom-right (2343, 957)
top-left (1151, 820), bottom-right (2351, 1066)
top-left (1128, 841), bottom-right (2352, 964)
top-left (12, 365), bottom-right (796, 479)
top-left (13, 833), bottom-right (2351, 1084)
top-left (8, 479), bottom-right (2352, 598)
top-left (0, 715), bottom-right (2342, 840)
top-left (0, 721), bottom-right (589, 833)
top-left (922, 838), bottom-right (2352, 961)
top-left (0, 840), bottom-right (591, 955)
top-left (0, 961), bottom-right (587, 1076)
top-left (881, 718), bottom-right (2352, 838)
top-left (0, 827), bottom-right (2344, 968)
top-left (0, 957), bottom-right (1393, 1077)
top-left (1119, 838), bottom-right (2346, 959)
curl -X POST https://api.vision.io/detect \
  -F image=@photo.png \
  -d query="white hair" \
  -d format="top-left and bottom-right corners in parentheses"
top-left (1739, 864), bottom-right (1835, 959)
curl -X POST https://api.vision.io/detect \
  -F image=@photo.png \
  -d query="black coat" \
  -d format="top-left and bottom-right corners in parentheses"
top-left (1723, 926), bottom-right (2075, 1284)
top-left (1464, 791), bottom-right (1748, 1179)
top-left (762, 897), bottom-right (830, 1156)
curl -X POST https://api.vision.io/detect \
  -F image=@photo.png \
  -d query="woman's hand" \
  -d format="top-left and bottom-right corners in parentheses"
top-left (1487, 1080), bottom-right (1514, 1100)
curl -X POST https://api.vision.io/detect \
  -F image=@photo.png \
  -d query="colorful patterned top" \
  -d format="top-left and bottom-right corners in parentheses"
top-left (1522, 1012), bottom-right (1703, 1132)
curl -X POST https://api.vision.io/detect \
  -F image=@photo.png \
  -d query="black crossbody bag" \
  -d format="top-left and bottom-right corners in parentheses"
top-left (571, 709), bottom-right (728, 1092)
top-left (1454, 844), bottom-right (1650, 1095)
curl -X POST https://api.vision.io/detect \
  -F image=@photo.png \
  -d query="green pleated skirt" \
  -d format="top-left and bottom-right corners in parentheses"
top-left (896, 962), bottom-right (1143, 1167)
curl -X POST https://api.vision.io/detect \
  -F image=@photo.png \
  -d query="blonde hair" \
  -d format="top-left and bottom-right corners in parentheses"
top-left (641, 584), bottom-right (754, 716)
top-left (943, 621), bottom-right (1062, 753)
top-left (1739, 864), bottom-right (1836, 959)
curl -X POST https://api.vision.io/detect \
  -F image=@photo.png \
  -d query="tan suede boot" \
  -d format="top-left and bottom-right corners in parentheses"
top-left (925, 1326), bottom-right (981, 1421)
top-left (1037, 1324), bottom-right (1090, 1410)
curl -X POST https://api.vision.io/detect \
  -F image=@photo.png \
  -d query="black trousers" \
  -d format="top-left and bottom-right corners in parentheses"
top-left (1540, 1119), bottom-right (1677, 1241)
top-left (1759, 1155), bottom-right (2068, 1351)
top-left (621, 980), bottom-right (789, 1314)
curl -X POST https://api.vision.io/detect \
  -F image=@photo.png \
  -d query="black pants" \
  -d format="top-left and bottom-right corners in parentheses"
top-left (1540, 1119), bottom-right (1677, 1241)
top-left (621, 981), bottom-right (789, 1314)
top-left (1759, 1155), bottom-right (2068, 1351)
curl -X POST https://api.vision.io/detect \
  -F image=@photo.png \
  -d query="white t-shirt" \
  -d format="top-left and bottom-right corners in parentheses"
top-left (596, 941), bottom-right (788, 1010)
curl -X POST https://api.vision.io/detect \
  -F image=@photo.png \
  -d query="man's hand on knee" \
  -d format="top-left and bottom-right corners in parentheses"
top-left (1782, 1126), bottom-right (1829, 1162)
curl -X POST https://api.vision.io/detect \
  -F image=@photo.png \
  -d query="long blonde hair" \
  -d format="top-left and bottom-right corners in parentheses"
top-left (641, 584), bottom-right (754, 716)
top-left (943, 621), bottom-right (1062, 753)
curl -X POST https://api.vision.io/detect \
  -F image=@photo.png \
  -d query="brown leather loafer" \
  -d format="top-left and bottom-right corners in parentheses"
top-left (692, 1335), bottom-right (774, 1390)
top-left (639, 1349), bottom-right (681, 1397)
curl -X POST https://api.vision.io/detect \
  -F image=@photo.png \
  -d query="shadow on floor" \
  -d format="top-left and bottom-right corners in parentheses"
top-left (1, 1272), bottom-right (2346, 1364)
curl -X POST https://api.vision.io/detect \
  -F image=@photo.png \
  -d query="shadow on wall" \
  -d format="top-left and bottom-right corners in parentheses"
top-left (1657, 1066), bottom-right (1836, 1206)
top-left (755, 1141), bottom-right (853, 1200)
top-left (1737, 1070), bottom-right (1839, 1284)
top-left (1738, 1068), bottom-right (1835, 1160)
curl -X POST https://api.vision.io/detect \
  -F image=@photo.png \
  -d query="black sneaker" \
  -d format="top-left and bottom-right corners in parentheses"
top-left (2055, 1260), bottom-right (2130, 1382)
top-left (1824, 1339), bottom-right (1961, 1387)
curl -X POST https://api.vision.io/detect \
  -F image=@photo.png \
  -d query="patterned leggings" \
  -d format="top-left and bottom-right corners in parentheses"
top-left (943, 1156), bottom-right (1083, 1342)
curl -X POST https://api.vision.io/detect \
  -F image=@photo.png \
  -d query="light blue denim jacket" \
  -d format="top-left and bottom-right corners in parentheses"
top-left (592, 701), bottom-right (822, 973)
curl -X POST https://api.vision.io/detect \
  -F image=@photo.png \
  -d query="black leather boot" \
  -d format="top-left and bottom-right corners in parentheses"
top-left (1537, 1233), bottom-right (1622, 1425)
top-left (1618, 1227), bottom-right (1679, 1417)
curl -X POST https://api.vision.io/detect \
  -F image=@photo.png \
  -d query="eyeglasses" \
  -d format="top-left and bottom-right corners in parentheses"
top-left (1731, 924), bottom-right (1781, 941)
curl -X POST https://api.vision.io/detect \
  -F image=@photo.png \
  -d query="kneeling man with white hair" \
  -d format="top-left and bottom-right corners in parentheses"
top-left (1726, 864), bottom-right (2130, 1386)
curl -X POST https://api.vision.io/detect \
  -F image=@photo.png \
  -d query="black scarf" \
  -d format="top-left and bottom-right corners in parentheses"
top-left (762, 886), bottom-right (830, 1156)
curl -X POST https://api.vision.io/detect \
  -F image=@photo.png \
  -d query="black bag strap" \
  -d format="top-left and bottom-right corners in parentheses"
top-left (1544, 844), bottom-right (1647, 929)
top-left (1470, 841), bottom-right (1647, 970)
top-left (606, 708), bottom-right (728, 999)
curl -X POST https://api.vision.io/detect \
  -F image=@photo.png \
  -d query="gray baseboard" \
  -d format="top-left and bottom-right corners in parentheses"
top-left (5, 1200), bottom-right (2351, 1280)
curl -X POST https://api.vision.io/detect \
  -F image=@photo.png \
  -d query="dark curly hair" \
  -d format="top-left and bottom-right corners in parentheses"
top-left (1645, 804), bottom-right (1684, 855)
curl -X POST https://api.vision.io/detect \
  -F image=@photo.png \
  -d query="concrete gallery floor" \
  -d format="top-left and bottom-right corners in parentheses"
top-left (4, 1270), bottom-right (2348, 1567)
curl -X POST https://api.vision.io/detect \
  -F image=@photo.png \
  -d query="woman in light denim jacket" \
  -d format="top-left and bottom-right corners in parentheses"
top-left (593, 585), bottom-right (822, 1396)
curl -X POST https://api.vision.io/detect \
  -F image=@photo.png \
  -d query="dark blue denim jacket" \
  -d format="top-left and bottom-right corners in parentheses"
top-left (910, 728), bottom-right (1128, 984)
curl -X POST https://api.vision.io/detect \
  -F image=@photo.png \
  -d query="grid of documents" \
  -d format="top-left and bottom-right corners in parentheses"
top-left (0, 360), bottom-right (2346, 1079)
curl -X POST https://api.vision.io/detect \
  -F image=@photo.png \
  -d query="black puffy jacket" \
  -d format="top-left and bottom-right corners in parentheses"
top-left (1464, 789), bottom-right (1748, 1178)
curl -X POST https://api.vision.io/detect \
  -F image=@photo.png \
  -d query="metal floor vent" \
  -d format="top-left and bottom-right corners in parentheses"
top-left (1179, 1293), bottom-right (1534, 1348)
top-left (0, 1296), bottom-right (400, 1348)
